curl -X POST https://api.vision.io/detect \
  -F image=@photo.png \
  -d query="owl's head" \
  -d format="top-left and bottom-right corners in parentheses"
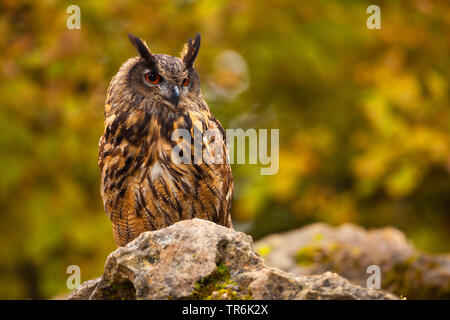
top-left (113, 33), bottom-right (202, 112)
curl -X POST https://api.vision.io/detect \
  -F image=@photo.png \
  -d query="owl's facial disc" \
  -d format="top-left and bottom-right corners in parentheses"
top-left (142, 68), bottom-right (181, 107)
top-left (169, 85), bottom-right (180, 106)
top-left (160, 83), bottom-right (180, 107)
top-left (125, 37), bottom-right (201, 111)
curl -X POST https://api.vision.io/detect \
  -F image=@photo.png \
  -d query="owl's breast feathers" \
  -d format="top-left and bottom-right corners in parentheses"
top-left (99, 102), bottom-right (233, 246)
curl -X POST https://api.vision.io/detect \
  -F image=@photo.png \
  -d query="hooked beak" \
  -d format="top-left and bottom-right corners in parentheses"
top-left (167, 85), bottom-right (180, 107)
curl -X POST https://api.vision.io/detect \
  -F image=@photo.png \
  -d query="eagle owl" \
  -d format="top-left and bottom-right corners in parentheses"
top-left (98, 33), bottom-right (233, 247)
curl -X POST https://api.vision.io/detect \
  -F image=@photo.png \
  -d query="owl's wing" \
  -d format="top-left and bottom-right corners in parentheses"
top-left (98, 135), bottom-right (106, 171)
top-left (203, 115), bottom-right (234, 228)
top-left (98, 127), bottom-right (148, 247)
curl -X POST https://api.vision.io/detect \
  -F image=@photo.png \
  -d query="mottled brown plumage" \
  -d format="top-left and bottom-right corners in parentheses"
top-left (99, 33), bottom-right (233, 247)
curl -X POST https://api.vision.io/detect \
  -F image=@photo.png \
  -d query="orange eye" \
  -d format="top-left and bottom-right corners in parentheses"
top-left (181, 77), bottom-right (190, 87)
top-left (144, 72), bottom-right (162, 84)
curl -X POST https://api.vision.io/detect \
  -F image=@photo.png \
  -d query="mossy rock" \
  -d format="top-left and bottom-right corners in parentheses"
top-left (101, 279), bottom-right (136, 300)
top-left (189, 262), bottom-right (252, 300)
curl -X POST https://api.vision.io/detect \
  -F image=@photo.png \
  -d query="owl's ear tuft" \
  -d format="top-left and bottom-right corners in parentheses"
top-left (128, 33), bottom-right (157, 67)
top-left (181, 33), bottom-right (201, 70)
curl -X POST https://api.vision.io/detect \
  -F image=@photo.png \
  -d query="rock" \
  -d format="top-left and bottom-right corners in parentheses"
top-left (254, 223), bottom-right (450, 299)
top-left (68, 278), bottom-right (101, 300)
top-left (69, 219), bottom-right (397, 300)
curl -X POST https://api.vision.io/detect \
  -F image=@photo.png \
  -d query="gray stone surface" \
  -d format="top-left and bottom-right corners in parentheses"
top-left (69, 219), bottom-right (397, 300)
top-left (255, 223), bottom-right (450, 299)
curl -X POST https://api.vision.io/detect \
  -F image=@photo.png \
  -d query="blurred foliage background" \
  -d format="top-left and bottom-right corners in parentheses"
top-left (0, 0), bottom-right (449, 299)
